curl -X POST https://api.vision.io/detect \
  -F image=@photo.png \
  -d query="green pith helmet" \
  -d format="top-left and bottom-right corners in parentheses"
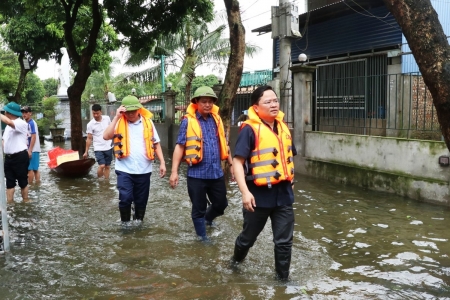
top-left (190, 86), bottom-right (218, 103)
top-left (121, 95), bottom-right (143, 111)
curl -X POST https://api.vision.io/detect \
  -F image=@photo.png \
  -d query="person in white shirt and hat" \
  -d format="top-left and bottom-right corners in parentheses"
top-left (1, 101), bottom-right (30, 202)
top-left (103, 95), bottom-right (166, 223)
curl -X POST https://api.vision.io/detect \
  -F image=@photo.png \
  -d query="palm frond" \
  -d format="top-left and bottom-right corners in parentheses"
top-left (125, 49), bottom-right (157, 67)
top-left (126, 64), bottom-right (161, 83)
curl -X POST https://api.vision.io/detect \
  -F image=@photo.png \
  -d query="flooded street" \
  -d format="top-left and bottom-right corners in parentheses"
top-left (1, 141), bottom-right (450, 299)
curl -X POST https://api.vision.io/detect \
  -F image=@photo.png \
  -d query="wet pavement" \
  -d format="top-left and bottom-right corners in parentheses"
top-left (0, 140), bottom-right (449, 299)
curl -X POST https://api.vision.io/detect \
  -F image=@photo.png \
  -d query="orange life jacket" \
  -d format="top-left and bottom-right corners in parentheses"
top-left (183, 103), bottom-right (228, 166)
top-left (113, 108), bottom-right (156, 160)
top-left (243, 107), bottom-right (294, 188)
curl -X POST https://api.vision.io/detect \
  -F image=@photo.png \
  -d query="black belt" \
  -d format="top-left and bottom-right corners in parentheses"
top-left (5, 149), bottom-right (27, 158)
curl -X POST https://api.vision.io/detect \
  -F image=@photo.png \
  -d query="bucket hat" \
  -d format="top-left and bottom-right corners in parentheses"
top-left (121, 95), bottom-right (143, 111)
top-left (190, 86), bottom-right (218, 103)
top-left (4, 101), bottom-right (22, 117)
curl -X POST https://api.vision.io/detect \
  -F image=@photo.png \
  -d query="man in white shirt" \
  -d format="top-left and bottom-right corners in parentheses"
top-left (103, 95), bottom-right (166, 222)
top-left (1, 101), bottom-right (30, 202)
top-left (83, 104), bottom-right (113, 179)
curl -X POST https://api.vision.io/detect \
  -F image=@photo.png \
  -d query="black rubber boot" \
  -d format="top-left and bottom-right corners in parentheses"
top-left (274, 249), bottom-right (291, 281)
top-left (232, 245), bottom-right (249, 264)
top-left (135, 207), bottom-right (146, 221)
top-left (119, 206), bottom-right (131, 222)
top-left (192, 218), bottom-right (209, 241)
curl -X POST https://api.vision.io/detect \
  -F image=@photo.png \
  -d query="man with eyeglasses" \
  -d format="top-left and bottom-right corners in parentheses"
top-left (169, 86), bottom-right (234, 242)
top-left (103, 95), bottom-right (166, 223)
top-left (231, 85), bottom-right (297, 281)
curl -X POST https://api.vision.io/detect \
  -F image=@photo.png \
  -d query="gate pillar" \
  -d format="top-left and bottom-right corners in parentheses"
top-left (290, 65), bottom-right (317, 173)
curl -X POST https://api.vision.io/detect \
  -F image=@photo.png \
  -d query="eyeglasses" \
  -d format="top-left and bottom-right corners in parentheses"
top-left (259, 99), bottom-right (279, 105)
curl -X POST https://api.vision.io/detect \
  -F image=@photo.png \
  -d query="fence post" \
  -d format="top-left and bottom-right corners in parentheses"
top-left (290, 64), bottom-right (317, 174)
top-left (164, 89), bottom-right (177, 149)
top-left (386, 57), bottom-right (402, 138)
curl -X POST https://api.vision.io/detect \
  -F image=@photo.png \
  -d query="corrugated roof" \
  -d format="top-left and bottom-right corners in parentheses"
top-left (251, 0), bottom-right (385, 34)
top-left (138, 95), bottom-right (162, 104)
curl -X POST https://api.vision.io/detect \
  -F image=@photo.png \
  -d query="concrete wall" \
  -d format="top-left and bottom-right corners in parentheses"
top-left (289, 62), bottom-right (450, 206)
top-left (302, 132), bottom-right (450, 205)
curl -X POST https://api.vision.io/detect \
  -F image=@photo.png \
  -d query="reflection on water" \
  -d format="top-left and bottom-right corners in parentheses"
top-left (1, 141), bottom-right (450, 299)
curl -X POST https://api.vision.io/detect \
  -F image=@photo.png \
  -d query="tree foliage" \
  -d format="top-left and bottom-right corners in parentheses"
top-left (104, 0), bottom-right (214, 55)
top-left (0, 48), bottom-right (19, 101)
top-left (0, 0), bottom-right (65, 102)
top-left (191, 75), bottom-right (219, 91)
top-left (164, 73), bottom-right (218, 93)
top-left (17, 0), bottom-right (215, 153)
top-left (124, 15), bottom-right (259, 102)
top-left (23, 73), bottom-right (45, 105)
top-left (42, 78), bottom-right (58, 97)
top-left (37, 96), bottom-right (60, 131)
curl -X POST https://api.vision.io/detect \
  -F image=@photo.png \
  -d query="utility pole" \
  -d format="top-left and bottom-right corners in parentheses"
top-left (279, 0), bottom-right (292, 96)
top-left (271, 0), bottom-right (300, 125)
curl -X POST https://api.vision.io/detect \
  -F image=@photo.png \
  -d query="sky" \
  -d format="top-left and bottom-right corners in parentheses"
top-left (34, 0), bottom-right (306, 80)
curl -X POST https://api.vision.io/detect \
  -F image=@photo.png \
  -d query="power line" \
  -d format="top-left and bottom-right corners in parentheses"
top-left (349, 0), bottom-right (392, 19)
top-left (342, 0), bottom-right (400, 31)
top-left (242, 0), bottom-right (261, 14)
top-left (242, 10), bottom-right (271, 23)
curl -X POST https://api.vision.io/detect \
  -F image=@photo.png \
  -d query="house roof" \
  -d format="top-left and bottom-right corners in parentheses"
top-left (251, 0), bottom-right (386, 35)
top-left (138, 95), bottom-right (162, 104)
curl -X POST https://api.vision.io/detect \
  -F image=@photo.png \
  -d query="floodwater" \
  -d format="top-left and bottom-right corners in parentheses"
top-left (1, 140), bottom-right (450, 299)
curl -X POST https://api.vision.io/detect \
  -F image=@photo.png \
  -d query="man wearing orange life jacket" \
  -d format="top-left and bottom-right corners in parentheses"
top-left (231, 85), bottom-right (297, 281)
top-left (169, 86), bottom-right (234, 241)
top-left (103, 95), bottom-right (166, 223)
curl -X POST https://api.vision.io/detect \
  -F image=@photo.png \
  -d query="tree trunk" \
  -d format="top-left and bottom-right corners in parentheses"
top-left (14, 52), bottom-right (34, 103)
top-left (383, 0), bottom-right (450, 150)
top-left (14, 68), bottom-right (30, 104)
top-left (185, 70), bottom-right (195, 103)
top-left (220, 0), bottom-right (245, 134)
top-left (67, 71), bottom-right (90, 154)
top-left (61, 0), bottom-right (101, 152)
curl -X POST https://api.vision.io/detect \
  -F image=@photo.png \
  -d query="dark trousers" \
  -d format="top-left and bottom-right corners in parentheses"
top-left (187, 176), bottom-right (228, 221)
top-left (235, 205), bottom-right (294, 253)
top-left (116, 170), bottom-right (151, 209)
top-left (4, 150), bottom-right (29, 189)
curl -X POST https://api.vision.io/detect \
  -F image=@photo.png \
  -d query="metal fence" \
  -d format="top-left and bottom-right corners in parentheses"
top-left (173, 90), bottom-right (191, 124)
top-left (138, 93), bottom-right (165, 123)
top-left (232, 87), bottom-right (253, 126)
top-left (310, 72), bottom-right (442, 140)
